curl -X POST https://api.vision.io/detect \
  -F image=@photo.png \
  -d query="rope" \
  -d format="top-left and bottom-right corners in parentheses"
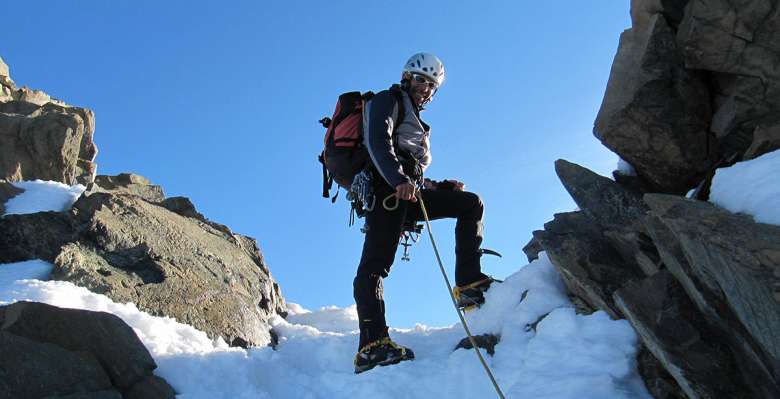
top-left (383, 193), bottom-right (400, 211)
top-left (416, 190), bottom-right (507, 399)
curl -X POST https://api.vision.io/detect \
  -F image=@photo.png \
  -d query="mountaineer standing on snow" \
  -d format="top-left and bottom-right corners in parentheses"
top-left (353, 53), bottom-right (495, 373)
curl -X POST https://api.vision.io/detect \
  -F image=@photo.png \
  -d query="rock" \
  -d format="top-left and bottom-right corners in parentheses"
top-left (0, 101), bottom-right (97, 185)
top-left (522, 236), bottom-right (543, 262)
top-left (0, 180), bottom-right (24, 215)
top-left (677, 0), bottom-right (780, 158)
top-left (644, 193), bottom-right (780, 395)
top-left (0, 301), bottom-right (157, 389)
top-left (636, 346), bottom-right (687, 399)
top-left (0, 56), bottom-right (9, 79)
top-left (594, 14), bottom-right (716, 194)
top-left (555, 159), bottom-right (648, 226)
top-left (554, 160), bottom-right (661, 276)
top-left (55, 192), bottom-right (286, 347)
top-left (0, 302), bottom-right (175, 399)
top-left (122, 375), bottom-right (177, 399)
top-left (0, 211), bottom-right (76, 264)
top-left (51, 390), bottom-right (125, 399)
top-left (0, 331), bottom-right (115, 399)
top-left (454, 334), bottom-right (500, 356)
top-left (614, 270), bottom-right (757, 398)
top-left (630, 0), bottom-right (689, 31)
top-left (0, 56), bottom-right (13, 103)
top-left (86, 173), bottom-right (165, 203)
top-left (744, 121), bottom-right (780, 160)
top-left (533, 211), bottom-right (645, 318)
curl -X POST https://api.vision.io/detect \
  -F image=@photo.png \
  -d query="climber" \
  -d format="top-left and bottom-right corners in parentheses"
top-left (353, 52), bottom-right (496, 374)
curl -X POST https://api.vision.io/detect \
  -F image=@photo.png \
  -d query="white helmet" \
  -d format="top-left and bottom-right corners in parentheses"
top-left (403, 52), bottom-right (445, 86)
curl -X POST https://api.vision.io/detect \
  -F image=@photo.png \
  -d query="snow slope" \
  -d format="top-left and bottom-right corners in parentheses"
top-left (0, 256), bottom-right (650, 399)
top-left (7, 156), bottom-right (778, 399)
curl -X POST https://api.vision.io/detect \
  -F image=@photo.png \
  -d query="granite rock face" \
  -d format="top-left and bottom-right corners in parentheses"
top-left (0, 301), bottom-right (175, 399)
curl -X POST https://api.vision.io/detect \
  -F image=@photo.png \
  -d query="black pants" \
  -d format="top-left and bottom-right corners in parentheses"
top-left (353, 182), bottom-right (486, 349)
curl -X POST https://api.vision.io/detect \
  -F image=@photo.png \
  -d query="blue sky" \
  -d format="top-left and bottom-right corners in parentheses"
top-left (5, 1), bottom-right (630, 328)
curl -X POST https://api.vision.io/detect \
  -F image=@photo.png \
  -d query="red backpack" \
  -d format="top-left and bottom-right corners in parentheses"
top-left (319, 89), bottom-right (404, 201)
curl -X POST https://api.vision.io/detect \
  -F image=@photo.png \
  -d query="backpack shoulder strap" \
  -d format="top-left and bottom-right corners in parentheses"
top-left (390, 88), bottom-right (406, 130)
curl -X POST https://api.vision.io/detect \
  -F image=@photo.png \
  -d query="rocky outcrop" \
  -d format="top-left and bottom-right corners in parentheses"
top-left (533, 159), bottom-right (780, 398)
top-left (532, 161), bottom-right (651, 319)
top-left (0, 301), bottom-right (175, 399)
top-left (595, 0), bottom-right (780, 194)
top-left (86, 173), bottom-right (165, 203)
top-left (534, 1), bottom-right (780, 397)
top-left (644, 194), bottom-right (780, 397)
top-left (0, 56), bottom-right (97, 185)
top-left (677, 0), bottom-right (780, 157)
top-left (615, 270), bottom-right (753, 398)
top-left (52, 187), bottom-right (285, 348)
top-left (0, 57), bottom-right (286, 347)
top-left (1, 170), bottom-right (286, 348)
top-left (594, 12), bottom-right (715, 194)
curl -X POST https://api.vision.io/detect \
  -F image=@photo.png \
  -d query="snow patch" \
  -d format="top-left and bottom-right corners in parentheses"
top-left (710, 149), bottom-right (780, 226)
top-left (3, 180), bottom-right (85, 216)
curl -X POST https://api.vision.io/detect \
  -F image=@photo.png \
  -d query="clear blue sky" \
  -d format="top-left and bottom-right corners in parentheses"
top-left (5, 1), bottom-right (630, 328)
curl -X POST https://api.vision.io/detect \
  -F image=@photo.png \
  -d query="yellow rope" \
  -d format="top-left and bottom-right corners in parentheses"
top-left (416, 190), bottom-right (507, 399)
top-left (383, 193), bottom-right (399, 211)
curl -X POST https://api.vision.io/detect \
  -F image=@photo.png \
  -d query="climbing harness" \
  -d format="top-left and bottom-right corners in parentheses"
top-left (416, 189), bottom-right (507, 399)
top-left (399, 222), bottom-right (423, 261)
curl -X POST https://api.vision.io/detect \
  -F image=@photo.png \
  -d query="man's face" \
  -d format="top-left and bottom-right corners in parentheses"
top-left (407, 73), bottom-right (438, 107)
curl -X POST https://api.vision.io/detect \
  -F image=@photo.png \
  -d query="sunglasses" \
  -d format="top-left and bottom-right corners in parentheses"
top-left (411, 73), bottom-right (438, 89)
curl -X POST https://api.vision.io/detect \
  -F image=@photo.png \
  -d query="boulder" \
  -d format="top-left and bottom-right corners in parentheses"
top-left (0, 301), bottom-right (175, 398)
top-left (594, 14), bottom-right (716, 194)
top-left (614, 271), bottom-right (756, 398)
top-left (54, 191), bottom-right (286, 347)
top-left (644, 193), bottom-right (780, 395)
top-left (0, 101), bottom-right (97, 185)
top-left (0, 331), bottom-right (117, 399)
top-left (86, 173), bottom-right (165, 203)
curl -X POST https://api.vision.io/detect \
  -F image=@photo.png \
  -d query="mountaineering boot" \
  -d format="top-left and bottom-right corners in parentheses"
top-left (453, 276), bottom-right (497, 311)
top-left (354, 337), bottom-right (415, 374)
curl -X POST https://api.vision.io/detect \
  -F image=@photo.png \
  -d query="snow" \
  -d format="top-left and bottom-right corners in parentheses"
top-left (2, 180), bottom-right (85, 216)
top-left (0, 180), bottom-right (659, 397)
top-left (616, 158), bottom-right (636, 176)
top-left (710, 149), bottom-right (780, 226)
top-left (0, 255), bottom-right (651, 399)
